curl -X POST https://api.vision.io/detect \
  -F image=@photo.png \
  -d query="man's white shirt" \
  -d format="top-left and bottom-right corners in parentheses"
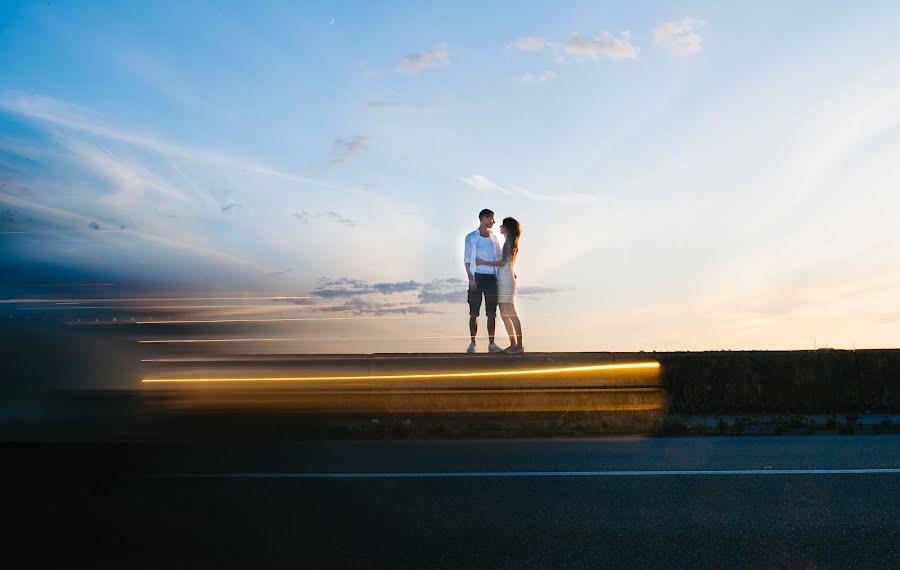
top-left (464, 229), bottom-right (501, 276)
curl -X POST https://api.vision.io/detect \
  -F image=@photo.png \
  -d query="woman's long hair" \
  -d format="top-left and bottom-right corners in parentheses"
top-left (501, 217), bottom-right (521, 262)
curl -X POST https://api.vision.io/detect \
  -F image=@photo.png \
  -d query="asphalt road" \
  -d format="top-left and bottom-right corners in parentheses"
top-left (4, 436), bottom-right (899, 568)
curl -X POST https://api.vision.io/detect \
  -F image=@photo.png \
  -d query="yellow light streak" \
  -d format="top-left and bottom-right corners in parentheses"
top-left (0, 296), bottom-right (314, 304)
top-left (172, 388), bottom-right (663, 395)
top-left (141, 362), bottom-right (660, 383)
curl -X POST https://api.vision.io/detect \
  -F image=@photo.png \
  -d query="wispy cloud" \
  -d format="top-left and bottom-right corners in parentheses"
top-left (265, 268), bottom-right (293, 277)
top-left (367, 100), bottom-right (406, 109)
top-left (313, 297), bottom-right (439, 316)
top-left (461, 174), bottom-right (595, 203)
top-left (293, 210), bottom-right (358, 227)
top-left (0, 193), bottom-right (267, 272)
top-left (521, 70), bottom-right (558, 83)
top-left (0, 92), bottom-right (354, 193)
top-left (565, 32), bottom-right (638, 61)
top-left (308, 277), bottom-right (438, 315)
top-left (507, 36), bottom-right (551, 51)
top-left (518, 285), bottom-right (565, 297)
top-left (311, 277), bottom-right (370, 297)
top-left (418, 278), bottom-right (564, 304)
top-left (654, 18), bottom-right (705, 55)
top-left (310, 276), bottom-right (563, 311)
top-left (323, 211), bottom-right (358, 227)
top-left (55, 136), bottom-right (192, 208)
top-left (397, 42), bottom-right (449, 73)
top-left (332, 136), bottom-right (368, 165)
top-left (373, 280), bottom-right (422, 294)
top-left (366, 100), bottom-right (440, 112)
top-left (312, 277), bottom-right (424, 298)
top-left (418, 278), bottom-right (467, 304)
top-left (508, 31), bottom-right (637, 70)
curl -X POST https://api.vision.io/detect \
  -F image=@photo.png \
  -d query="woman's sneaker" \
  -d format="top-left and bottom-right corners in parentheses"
top-left (488, 342), bottom-right (504, 353)
top-left (506, 345), bottom-right (525, 354)
top-left (466, 341), bottom-right (477, 353)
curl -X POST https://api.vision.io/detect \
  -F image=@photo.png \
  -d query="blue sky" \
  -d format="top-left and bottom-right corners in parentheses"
top-left (3, 1), bottom-right (900, 351)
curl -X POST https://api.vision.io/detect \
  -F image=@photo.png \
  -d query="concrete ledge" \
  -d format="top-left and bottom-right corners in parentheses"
top-left (3, 390), bottom-right (898, 442)
top-left (658, 413), bottom-right (900, 436)
top-left (659, 349), bottom-right (899, 414)
top-left (3, 349), bottom-right (899, 441)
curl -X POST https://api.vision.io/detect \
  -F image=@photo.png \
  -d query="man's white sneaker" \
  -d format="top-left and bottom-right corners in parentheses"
top-left (488, 342), bottom-right (504, 353)
top-left (466, 342), bottom-right (477, 353)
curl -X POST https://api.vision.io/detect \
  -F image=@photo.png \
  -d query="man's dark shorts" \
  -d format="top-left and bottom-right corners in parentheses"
top-left (468, 273), bottom-right (498, 318)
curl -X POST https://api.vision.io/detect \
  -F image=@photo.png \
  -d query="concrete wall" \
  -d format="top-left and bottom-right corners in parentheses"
top-left (659, 350), bottom-right (899, 414)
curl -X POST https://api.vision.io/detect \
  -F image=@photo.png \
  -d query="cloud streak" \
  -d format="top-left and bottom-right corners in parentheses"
top-left (308, 276), bottom-right (562, 311)
top-left (367, 100), bottom-right (406, 108)
top-left (654, 18), bottom-right (705, 55)
top-left (0, 193), bottom-right (267, 272)
top-left (332, 136), bottom-right (368, 165)
top-left (293, 211), bottom-right (358, 227)
top-left (397, 43), bottom-right (449, 73)
top-left (507, 36), bottom-right (551, 51)
top-left (521, 70), bottom-right (558, 83)
top-left (461, 174), bottom-right (595, 203)
top-left (565, 32), bottom-right (638, 61)
top-left (0, 92), bottom-right (354, 194)
top-left (313, 297), bottom-right (439, 316)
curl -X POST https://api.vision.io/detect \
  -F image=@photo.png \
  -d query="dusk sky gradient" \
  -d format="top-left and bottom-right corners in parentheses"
top-left (3, 1), bottom-right (900, 352)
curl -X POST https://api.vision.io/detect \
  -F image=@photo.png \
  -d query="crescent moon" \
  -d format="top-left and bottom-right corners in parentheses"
top-left (330, 16), bottom-right (335, 25)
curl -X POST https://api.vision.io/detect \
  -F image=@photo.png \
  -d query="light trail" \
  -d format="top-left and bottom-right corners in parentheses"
top-left (0, 296), bottom-right (314, 304)
top-left (17, 305), bottom-right (327, 310)
top-left (135, 316), bottom-right (410, 324)
top-left (138, 335), bottom-right (471, 343)
top-left (140, 338), bottom-right (306, 344)
top-left (158, 388), bottom-right (662, 395)
top-left (16, 303), bottom-right (344, 313)
top-left (141, 362), bottom-right (661, 383)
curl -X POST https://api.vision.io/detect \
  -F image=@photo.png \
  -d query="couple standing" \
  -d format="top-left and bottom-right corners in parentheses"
top-left (463, 208), bottom-right (524, 354)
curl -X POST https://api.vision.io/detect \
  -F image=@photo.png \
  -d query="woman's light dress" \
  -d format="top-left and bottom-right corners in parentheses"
top-left (497, 257), bottom-right (516, 304)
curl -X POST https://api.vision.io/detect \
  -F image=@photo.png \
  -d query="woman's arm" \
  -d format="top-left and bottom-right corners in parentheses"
top-left (476, 257), bottom-right (506, 267)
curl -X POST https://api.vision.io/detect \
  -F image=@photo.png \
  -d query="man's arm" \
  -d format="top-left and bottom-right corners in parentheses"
top-left (463, 234), bottom-right (476, 290)
top-left (464, 263), bottom-right (476, 290)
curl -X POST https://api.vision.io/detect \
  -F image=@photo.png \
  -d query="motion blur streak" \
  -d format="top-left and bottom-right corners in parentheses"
top-left (138, 335), bottom-right (481, 344)
top-left (149, 387), bottom-right (664, 413)
top-left (18, 305), bottom-right (326, 310)
top-left (0, 296), bottom-right (314, 304)
top-left (139, 338), bottom-right (305, 344)
top-left (142, 362), bottom-right (661, 383)
top-left (134, 316), bottom-right (409, 325)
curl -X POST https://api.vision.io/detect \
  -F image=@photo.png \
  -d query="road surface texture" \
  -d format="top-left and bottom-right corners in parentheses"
top-left (4, 436), bottom-right (898, 568)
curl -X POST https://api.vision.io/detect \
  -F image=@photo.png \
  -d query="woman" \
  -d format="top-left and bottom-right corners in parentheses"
top-left (476, 217), bottom-right (524, 353)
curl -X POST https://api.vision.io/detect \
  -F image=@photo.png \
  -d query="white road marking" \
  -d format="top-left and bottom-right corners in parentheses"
top-left (167, 468), bottom-right (900, 479)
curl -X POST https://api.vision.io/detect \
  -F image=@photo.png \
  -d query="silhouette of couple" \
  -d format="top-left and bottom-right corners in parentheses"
top-left (463, 209), bottom-right (524, 354)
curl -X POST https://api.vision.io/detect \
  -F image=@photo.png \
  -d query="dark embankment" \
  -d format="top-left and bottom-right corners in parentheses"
top-left (660, 349), bottom-right (899, 414)
top-left (2, 337), bottom-right (899, 440)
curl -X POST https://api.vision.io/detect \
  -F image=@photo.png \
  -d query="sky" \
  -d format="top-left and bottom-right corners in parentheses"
top-left (2, 0), bottom-right (900, 352)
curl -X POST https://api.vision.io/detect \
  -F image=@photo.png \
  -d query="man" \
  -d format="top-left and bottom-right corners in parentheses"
top-left (463, 209), bottom-right (503, 353)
